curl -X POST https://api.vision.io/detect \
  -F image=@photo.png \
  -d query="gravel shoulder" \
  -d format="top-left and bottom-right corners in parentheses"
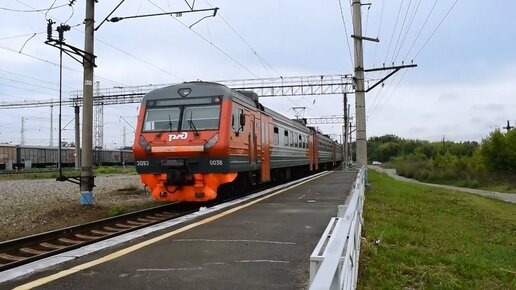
top-left (0, 174), bottom-right (160, 241)
top-left (369, 166), bottom-right (516, 204)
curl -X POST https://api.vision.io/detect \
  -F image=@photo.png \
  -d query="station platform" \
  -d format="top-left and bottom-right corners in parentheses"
top-left (5, 170), bottom-right (357, 290)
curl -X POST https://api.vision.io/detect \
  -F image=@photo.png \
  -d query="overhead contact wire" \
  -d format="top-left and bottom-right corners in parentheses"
top-left (146, 0), bottom-right (260, 78)
top-left (338, 0), bottom-right (354, 69)
top-left (403, 0), bottom-right (439, 61)
top-left (413, 0), bottom-right (458, 60)
top-left (204, 0), bottom-right (280, 77)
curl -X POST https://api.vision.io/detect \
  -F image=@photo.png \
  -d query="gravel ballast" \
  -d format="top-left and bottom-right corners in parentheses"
top-left (0, 174), bottom-right (156, 241)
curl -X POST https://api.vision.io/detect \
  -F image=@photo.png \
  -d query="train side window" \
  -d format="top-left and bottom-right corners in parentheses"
top-left (284, 130), bottom-right (289, 146)
top-left (290, 132), bottom-right (294, 147)
top-left (298, 135), bottom-right (302, 148)
top-left (232, 107), bottom-right (244, 132)
top-left (231, 107), bottom-right (237, 131)
top-left (273, 127), bottom-right (279, 145)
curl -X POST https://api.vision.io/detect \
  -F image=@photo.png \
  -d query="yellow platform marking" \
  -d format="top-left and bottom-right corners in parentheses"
top-left (15, 171), bottom-right (332, 290)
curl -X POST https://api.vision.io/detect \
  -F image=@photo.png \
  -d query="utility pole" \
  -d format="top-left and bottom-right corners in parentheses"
top-left (50, 105), bottom-right (54, 147)
top-left (21, 117), bottom-right (25, 145)
top-left (503, 120), bottom-right (513, 133)
top-left (123, 125), bottom-right (127, 148)
top-left (343, 93), bottom-right (349, 169)
top-left (74, 106), bottom-right (80, 170)
top-left (352, 0), bottom-right (367, 168)
top-left (81, 0), bottom-right (95, 205)
top-left (349, 120), bottom-right (354, 164)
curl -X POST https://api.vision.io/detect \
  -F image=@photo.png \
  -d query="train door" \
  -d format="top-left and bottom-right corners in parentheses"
top-left (259, 113), bottom-right (271, 182)
top-left (332, 144), bottom-right (336, 166)
top-left (313, 132), bottom-right (319, 171)
top-left (249, 115), bottom-right (257, 167)
top-left (308, 133), bottom-right (314, 171)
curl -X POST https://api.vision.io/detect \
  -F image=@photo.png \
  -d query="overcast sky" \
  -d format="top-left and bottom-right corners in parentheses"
top-left (0, 0), bottom-right (515, 148)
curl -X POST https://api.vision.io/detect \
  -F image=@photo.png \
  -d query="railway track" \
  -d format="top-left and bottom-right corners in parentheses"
top-left (0, 202), bottom-right (202, 272)
top-left (0, 172), bottom-right (324, 273)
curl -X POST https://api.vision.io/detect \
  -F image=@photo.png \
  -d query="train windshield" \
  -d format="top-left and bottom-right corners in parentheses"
top-left (143, 107), bottom-right (180, 132)
top-left (142, 104), bottom-right (220, 132)
top-left (181, 105), bottom-right (220, 130)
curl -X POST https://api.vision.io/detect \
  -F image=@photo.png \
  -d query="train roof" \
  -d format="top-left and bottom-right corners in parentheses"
top-left (142, 82), bottom-right (233, 102)
top-left (142, 81), bottom-right (331, 135)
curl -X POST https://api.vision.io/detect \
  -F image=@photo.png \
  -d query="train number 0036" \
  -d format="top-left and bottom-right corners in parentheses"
top-left (209, 160), bottom-right (223, 166)
top-left (136, 160), bottom-right (150, 166)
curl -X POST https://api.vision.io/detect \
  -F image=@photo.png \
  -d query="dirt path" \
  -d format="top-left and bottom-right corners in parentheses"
top-left (369, 166), bottom-right (516, 204)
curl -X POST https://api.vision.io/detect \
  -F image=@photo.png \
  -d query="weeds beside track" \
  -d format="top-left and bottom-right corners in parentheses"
top-left (358, 170), bottom-right (516, 289)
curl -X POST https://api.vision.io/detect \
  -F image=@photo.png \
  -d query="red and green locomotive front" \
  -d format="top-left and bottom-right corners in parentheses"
top-left (133, 82), bottom-right (237, 202)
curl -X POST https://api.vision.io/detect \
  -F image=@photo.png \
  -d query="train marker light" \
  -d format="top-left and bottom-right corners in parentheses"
top-left (178, 88), bottom-right (191, 97)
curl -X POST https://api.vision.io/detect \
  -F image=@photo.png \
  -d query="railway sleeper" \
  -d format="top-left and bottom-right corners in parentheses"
top-left (40, 242), bottom-right (67, 250)
top-left (0, 253), bottom-right (26, 261)
top-left (91, 229), bottom-right (116, 235)
top-left (115, 223), bottom-right (137, 229)
top-left (75, 233), bottom-right (101, 240)
top-left (103, 226), bottom-right (126, 232)
top-left (58, 238), bottom-right (83, 245)
top-left (19, 247), bottom-right (48, 255)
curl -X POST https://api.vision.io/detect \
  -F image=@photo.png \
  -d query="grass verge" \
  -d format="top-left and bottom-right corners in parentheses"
top-left (358, 170), bottom-right (516, 289)
top-left (386, 160), bottom-right (516, 194)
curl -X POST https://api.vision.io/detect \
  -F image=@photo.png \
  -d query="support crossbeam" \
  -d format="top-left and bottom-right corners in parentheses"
top-left (0, 74), bottom-right (353, 109)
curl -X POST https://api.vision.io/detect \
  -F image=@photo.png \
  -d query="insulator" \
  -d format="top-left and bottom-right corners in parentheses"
top-left (46, 19), bottom-right (54, 40)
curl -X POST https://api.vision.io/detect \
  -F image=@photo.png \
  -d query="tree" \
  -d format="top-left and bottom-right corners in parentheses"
top-left (478, 129), bottom-right (516, 171)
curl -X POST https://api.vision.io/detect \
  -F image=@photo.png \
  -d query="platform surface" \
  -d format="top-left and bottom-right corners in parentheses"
top-left (5, 170), bottom-right (357, 290)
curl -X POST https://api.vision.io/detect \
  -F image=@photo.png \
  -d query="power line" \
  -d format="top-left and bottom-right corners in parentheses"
top-left (0, 3), bottom-right (68, 13)
top-left (12, 0), bottom-right (167, 85)
top-left (371, 0), bottom-right (385, 79)
top-left (0, 81), bottom-right (58, 97)
top-left (413, 0), bottom-right (459, 60)
top-left (146, 0), bottom-right (259, 78)
top-left (0, 68), bottom-right (76, 90)
top-left (94, 38), bottom-right (185, 82)
top-left (338, 0), bottom-right (354, 69)
top-left (0, 76), bottom-right (63, 93)
top-left (393, 0), bottom-right (422, 62)
top-left (44, 0), bottom-right (58, 20)
top-left (403, 0), bottom-right (439, 61)
top-left (384, 0), bottom-right (404, 64)
top-left (0, 31), bottom-right (46, 41)
top-left (390, 0), bottom-right (413, 63)
top-left (204, 0), bottom-right (280, 77)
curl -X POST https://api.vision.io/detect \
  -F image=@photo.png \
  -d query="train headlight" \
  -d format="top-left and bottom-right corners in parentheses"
top-left (204, 133), bottom-right (219, 151)
top-left (139, 136), bottom-right (152, 153)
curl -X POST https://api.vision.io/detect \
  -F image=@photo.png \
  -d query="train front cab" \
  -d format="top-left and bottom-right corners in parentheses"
top-left (133, 83), bottom-right (273, 202)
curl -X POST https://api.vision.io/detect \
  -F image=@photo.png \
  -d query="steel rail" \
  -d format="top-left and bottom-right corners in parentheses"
top-left (0, 202), bottom-right (200, 271)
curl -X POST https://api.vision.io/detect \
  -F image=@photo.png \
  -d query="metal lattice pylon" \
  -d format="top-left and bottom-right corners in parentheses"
top-left (94, 81), bottom-right (103, 149)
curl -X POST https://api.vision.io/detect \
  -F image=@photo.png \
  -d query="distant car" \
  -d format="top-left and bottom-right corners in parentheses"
top-left (372, 161), bottom-right (382, 165)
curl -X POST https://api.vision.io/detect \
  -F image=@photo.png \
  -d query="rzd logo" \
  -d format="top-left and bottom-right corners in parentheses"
top-left (168, 132), bottom-right (188, 141)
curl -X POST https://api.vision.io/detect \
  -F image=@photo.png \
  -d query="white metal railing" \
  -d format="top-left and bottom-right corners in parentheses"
top-left (309, 166), bottom-right (366, 290)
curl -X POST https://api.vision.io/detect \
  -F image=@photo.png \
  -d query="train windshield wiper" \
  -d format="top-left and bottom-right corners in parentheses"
top-left (188, 111), bottom-right (199, 135)
top-left (167, 115), bottom-right (174, 132)
top-left (157, 114), bottom-right (175, 135)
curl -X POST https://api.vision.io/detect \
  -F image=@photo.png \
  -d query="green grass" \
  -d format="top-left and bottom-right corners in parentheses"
top-left (386, 160), bottom-right (516, 194)
top-left (358, 170), bottom-right (516, 290)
